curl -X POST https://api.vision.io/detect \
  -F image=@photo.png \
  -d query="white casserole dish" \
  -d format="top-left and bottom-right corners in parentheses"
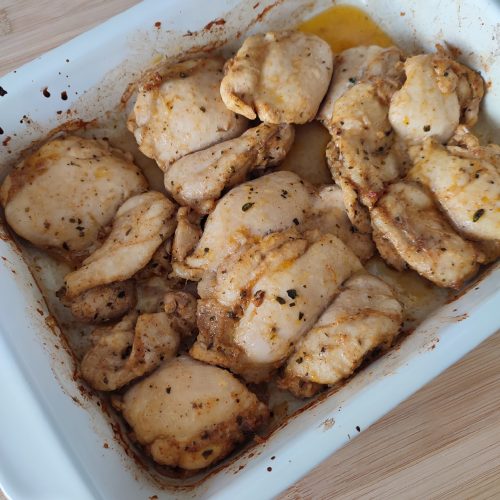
top-left (0, 0), bottom-right (499, 498)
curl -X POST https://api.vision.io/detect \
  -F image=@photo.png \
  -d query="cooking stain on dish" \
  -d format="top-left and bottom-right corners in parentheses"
top-left (297, 5), bottom-right (393, 52)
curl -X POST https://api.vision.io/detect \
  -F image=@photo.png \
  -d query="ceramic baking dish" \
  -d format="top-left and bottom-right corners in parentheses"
top-left (0, 0), bottom-right (499, 499)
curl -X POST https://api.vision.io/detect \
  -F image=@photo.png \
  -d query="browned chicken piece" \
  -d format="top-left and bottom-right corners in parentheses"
top-left (128, 57), bottom-right (248, 170)
top-left (80, 311), bottom-right (180, 391)
top-left (326, 82), bottom-right (410, 232)
top-left (68, 280), bottom-right (136, 323)
top-left (408, 132), bottom-right (500, 243)
top-left (0, 135), bottom-right (147, 263)
top-left (163, 290), bottom-right (198, 336)
top-left (164, 123), bottom-right (295, 213)
top-left (389, 47), bottom-right (484, 144)
top-left (279, 272), bottom-right (403, 398)
top-left (371, 181), bottom-right (480, 288)
top-left (318, 45), bottom-right (405, 129)
top-left (220, 31), bottom-right (333, 124)
top-left (191, 230), bottom-right (363, 382)
top-left (64, 192), bottom-right (176, 299)
top-left (115, 356), bottom-right (269, 470)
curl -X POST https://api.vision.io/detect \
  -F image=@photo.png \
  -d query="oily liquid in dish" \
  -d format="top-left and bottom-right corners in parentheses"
top-left (298, 5), bottom-right (394, 52)
top-left (4, 4), bottom-right (454, 484)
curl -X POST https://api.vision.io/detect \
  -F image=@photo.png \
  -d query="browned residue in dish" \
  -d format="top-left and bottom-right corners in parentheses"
top-left (204, 18), bottom-right (226, 31)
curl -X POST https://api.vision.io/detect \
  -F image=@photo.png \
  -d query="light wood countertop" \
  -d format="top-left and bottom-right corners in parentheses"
top-left (0, 1), bottom-right (498, 498)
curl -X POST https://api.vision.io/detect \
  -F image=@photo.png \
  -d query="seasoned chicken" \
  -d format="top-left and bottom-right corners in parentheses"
top-left (0, 135), bottom-right (147, 262)
top-left (408, 136), bottom-right (500, 242)
top-left (164, 123), bottom-right (294, 213)
top-left (389, 50), bottom-right (484, 144)
top-left (68, 280), bottom-right (136, 323)
top-left (184, 171), bottom-right (317, 274)
top-left (191, 230), bottom-right (363, 382)
top-left (279, 272), bottom-right (403, 398)
top-left (128, 57), bottom-right (248, 170)
top-left (170, 207), bottom-right (204, 281)
top-left (116, 356), bottom-right (269, 469)
top-left (318, 45), bottom-right (404, 129)
top-left (326, 82), bottom-right (410, 231)
top-left (371, 181), bottom-right (480, 288)
top-left (81, 311), bottom-right (180, 391)
top-left (163, 290), bottom-right (198, 337)
top-left (64, 191), bottom-right (176, 299)
top-left (181, 171), bottom-right (372, 278)
top-left (220, 31), bottom-right (333, 124)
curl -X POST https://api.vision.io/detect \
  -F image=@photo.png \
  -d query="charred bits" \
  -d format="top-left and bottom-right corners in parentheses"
top-left (42, 87), bottom-right (51, 98)
top-left (0, 86), bottom-right (7, 96)
top-left (61, 91), bottom-right (68, 101)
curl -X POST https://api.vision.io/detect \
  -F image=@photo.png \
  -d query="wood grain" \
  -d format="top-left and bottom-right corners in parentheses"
top-left (0, 1), bottom-right (499, 498)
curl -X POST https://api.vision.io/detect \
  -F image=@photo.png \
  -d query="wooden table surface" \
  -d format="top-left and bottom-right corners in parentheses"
top-left (1, 1), bottom-right (499, 499)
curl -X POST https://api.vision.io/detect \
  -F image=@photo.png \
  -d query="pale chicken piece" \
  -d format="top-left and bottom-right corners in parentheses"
top-left (116, 356), bottom-right (269, 469)
top-left (64, 192), bottom-right (176, 299)
top-left (80, 311), bottom-right (180, 391)
top-left (68, 280), bottom-right (136, 323)
top-left (389, 51), bottom-right (484, 145)
top-left (326, 82), bottom-right (410, 230)
top-left (220, 31), bottom-right (333, 124)
top-left (318, 45), bottom-right (404, 128)
top-left (127, 57), bottom-right (248, 170)
top-left (371, 181), bottom-right (480, 288)
top-left (408, 136), bottom-right (500, 242)
top-left (164, 123), bottom-right (294, 213)
top-left (279, 273), bottom-right (403, 398)
top-left (191, 231), bottom-right (363, 382)
top-left (0, 135), bottom-right (147, 262)
top-left (183, 171), bottom-right (371, 278)
top-left (185, 171), bottom-right (317, 274)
